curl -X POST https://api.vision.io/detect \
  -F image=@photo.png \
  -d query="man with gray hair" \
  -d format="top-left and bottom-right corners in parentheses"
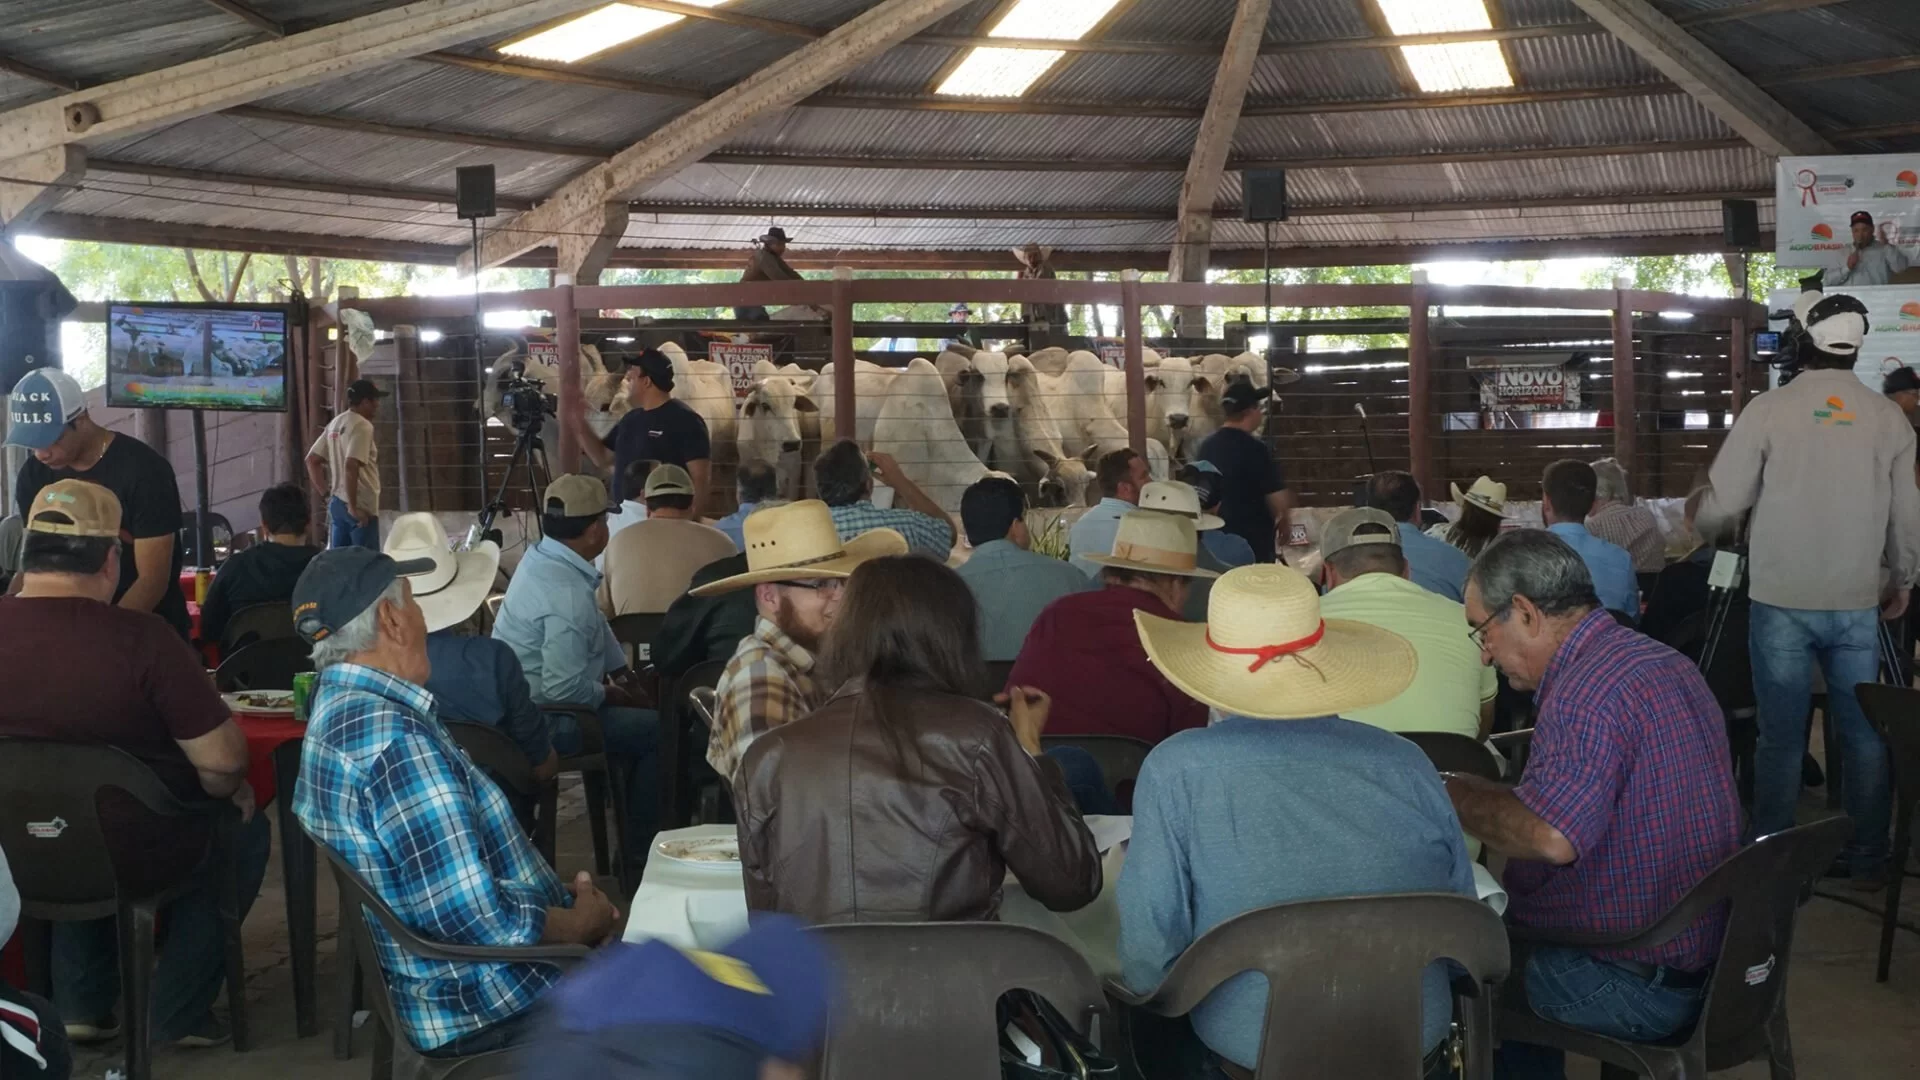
top-left (1447, 531), bottom-right (1739, 1078)
top-left (1584, 457), bottom-right (1663, 578)
top-left (292, 547), bottom-right (620, 1058)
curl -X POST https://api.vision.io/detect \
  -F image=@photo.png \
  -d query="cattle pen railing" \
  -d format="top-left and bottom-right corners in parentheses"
top-left (311, 271), bottom-right (1767, 514)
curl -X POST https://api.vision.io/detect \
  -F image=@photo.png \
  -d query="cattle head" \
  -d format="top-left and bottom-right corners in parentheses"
top-left (1143, 356), bottom-right (1197, 433)
top-left (742, 375), bottom-right (817, 457)
top-left (973, 351), bottom-right (1014, 419)
top-left (1034, 449), bottom-right (1093, 508)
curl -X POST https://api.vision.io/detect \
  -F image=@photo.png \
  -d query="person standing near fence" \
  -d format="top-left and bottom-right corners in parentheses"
top-left (575, 349), bottom-right (712, 517)
top-left (305, 378), bottom-right (386, 550)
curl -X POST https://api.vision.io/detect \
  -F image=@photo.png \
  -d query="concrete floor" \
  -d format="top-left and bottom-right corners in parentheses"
top-left (67, 782), bottom-right (1920, 1080)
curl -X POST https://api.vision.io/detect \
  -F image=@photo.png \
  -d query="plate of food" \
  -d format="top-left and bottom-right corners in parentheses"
top-left (223, 689), bottom-right (296, 717)
top-left (655, 836), bottom-right (741, 869)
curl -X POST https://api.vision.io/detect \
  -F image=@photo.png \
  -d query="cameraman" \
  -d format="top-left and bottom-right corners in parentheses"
top-left (1705, 291), bottom-right (1920, 890)
top-left (576, 349), bottom-right (712, 517)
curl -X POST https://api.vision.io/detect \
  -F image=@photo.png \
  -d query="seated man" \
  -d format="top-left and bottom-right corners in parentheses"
top-left (693, 501), bottom-right (903, 782)
top-left (814, 440), bottom-right (954, 558)
top-left (1586, 457), bottom-right (1666, 579)
top-left (652, 551), bottom-right (757, 681)
top-left (1010, 510), bottom-right (1211, 745)
top-left (1068, 448), bottom-right (1149, 577)
top-left (1447, 532), bottom-right (1740, 1078)
top-left (1134, 479), bottom-right (1230, 623)
top-left (599, 464), bottom-right (735, 617)
top-left (1317, 508), bottom-right (1495, 741)
top-left (711, 461), bottom-right (780, 551)
top-left (493, 475), bottom-right (659, 854)
top-left (953, 476), bottom-right (1090, 662)
top-left (199, 482), bottom-right (319, 645)
top-left (0, 480), bottom-right (267, 1049)
top-left (1539, 459), bottom-right (1638, 617)
top-left (1120, 563), bottom-right (1474, 1078)
top-left (384, 513), bottom-right (555, 776)
top-left (1367, 470), bottom-right (1470, 602)
top-left (292, 546), bottom-right (620, 1057)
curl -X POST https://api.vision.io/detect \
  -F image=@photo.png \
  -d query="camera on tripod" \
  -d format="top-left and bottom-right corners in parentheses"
top-left (499, 372), bottom-right (556, 431)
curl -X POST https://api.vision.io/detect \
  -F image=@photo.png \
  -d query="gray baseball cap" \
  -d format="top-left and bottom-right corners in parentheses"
top-left (5, 368), bottom-right (87, 451)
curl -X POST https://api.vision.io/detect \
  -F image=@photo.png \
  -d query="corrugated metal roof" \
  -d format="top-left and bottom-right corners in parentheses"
top-left (1232, 92), bottom-right (1734, 159)
top-left (723, 105), bottom-right (1201, 160)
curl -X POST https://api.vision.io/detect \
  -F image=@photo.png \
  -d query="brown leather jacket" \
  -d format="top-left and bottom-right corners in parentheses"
top-left (734, 679), bottom-right (1102, 924)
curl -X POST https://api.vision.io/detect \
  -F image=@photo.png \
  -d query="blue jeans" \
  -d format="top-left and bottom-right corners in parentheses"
top-left (1749, 601), bottom-right (1890, 876)
top-left (1495, 947), bottom-right (1706, 1079)
top-left (53, 811), bottom-right (272, 1042)
top-left (328, 496), bottom-right (379, 550)
top-left (548, 705), bottom-right (661, 857)
top-left (1044, 746), bottom-right (1116, 816)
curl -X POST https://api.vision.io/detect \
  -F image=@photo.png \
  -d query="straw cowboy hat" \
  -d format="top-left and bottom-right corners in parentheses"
top-left (383, 513), bottom-right (500, 633)
top-left (1136, 480), bottom-right (1224, 532)
top-left (1450, 476), bottom-right (1510, 518)
top-left (691, 500), bottom-right (906, 596)
top-left (1135, 564), bottom-right (1416, 720)
top-left (1083, 510), bottom-right (1219, 579)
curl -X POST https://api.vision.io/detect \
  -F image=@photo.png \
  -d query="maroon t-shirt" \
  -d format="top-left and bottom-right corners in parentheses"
top-left (1007, 586), bottom-right (1208, 745)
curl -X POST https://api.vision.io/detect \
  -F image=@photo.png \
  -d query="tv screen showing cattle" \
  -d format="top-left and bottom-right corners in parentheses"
top-left (106, 303), bottom-right (288, 412)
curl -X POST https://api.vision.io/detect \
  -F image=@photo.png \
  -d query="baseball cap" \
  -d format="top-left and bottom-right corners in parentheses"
top-left (26, 479), bottom-right (121, 538)
top-left (545, 474), bottom-right (611, 518)
top-left (1796, 290), bottom-right (1869, 356)
top-left (643, 463), bottom-right (695, 499)
top-left (1852, 210), bottom-right (1876, 228)
top-left (1320, 507), bottom-right (1402, 560)
top-left (624, 347), bottom-right (676, 390)
top-left (522, 915), bottom-right (834, 1080)
top-left (291, 547), bottom-right (434, 645)
top-left (1885, 364), bottom-right (1920, 395)
top-left (1220, 380), bottom-right (1273, 416)
top-left (5, 367), bottom-right (87, 451)
top-left (346, 379), bottom-right (388, 404)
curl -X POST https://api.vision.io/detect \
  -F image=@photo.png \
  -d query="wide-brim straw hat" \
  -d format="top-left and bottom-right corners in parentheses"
top-left (1450, 476), bottom-right (1510, 518)
top-left (383, 512), bottom-right (499, 633)
top-left (1084, 510), bottom-right (1219, 579)
top-left (691, 500), bottom-right (906, 596)
top-left (1136, 564), bottom-right (1415, 720)
top-left (1136, 481), bottom-right (1224, 531)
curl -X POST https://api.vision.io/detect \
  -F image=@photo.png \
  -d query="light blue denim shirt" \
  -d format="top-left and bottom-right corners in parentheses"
top-left (1399, 521), bottom-right (1470, 602)
top-left (954, 539), bottom-right (1095, 661)
top-left (1068, 498), bottom-right (1133, 578)
top-left (1546, 522), bottom-right (1640, 616)
top-left (712, 501), bottom-right (758, 552)
top-left (491, 537), bottom-right (624, 708)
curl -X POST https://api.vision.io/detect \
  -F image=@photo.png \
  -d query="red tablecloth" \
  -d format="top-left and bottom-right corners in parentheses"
top-left (236, 713), bottom-right (306, 807)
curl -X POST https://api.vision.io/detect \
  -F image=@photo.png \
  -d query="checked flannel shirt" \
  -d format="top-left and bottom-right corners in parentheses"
top-left (707, 617), bottom-right (821, 783)
top-left (1504, 611), bottom-right (1742, 972)
top-left (292, 663), bottom-right (568, 1052)
top-left (828, 500), bottom-right (952, 558)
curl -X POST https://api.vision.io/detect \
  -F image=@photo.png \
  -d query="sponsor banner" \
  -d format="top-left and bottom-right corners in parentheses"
top-left (1476, 365), bottom-right (1581, 411)
top-left (1097, 341), bottom-right (1126, 368)
top-left (709, 341), bottom-right (775, 398)
top-left (1776, 154), bottom-right (1920, 271)
top-left (1768, 284), bottom-right (1920, 391)
top-left (526, 341), bottom-right (557, 367)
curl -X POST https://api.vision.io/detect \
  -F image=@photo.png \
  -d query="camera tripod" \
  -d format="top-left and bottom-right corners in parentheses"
top-left (465, 411), bottom-right (552, 550)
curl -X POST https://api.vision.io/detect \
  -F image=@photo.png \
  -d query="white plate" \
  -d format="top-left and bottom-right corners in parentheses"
top-left (223, 690), bottom-right (296, 716)
top-left (655, 836), bottom-right (741, 869)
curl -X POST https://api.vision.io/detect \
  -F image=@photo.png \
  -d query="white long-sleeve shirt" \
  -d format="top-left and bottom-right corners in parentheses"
top-left (1825, 241), bottom-right (1911, 287)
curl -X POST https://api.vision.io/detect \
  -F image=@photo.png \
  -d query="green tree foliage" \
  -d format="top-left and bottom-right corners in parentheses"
top-left (1577, 252), bottom-right (1804, 299)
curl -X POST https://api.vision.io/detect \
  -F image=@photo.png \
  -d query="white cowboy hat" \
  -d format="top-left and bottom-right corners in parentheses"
top-left (1136, 481), bottom-right (1224, 531)
top-left (383, 513), bottom-right (500, 633)
top-left (1450, 476), bottom-right (1510, 518)
top-left (1084, 510), bottom-right (1219, 579)
top-left (1135, 564), bottom-right (1415, 720)
top-left (690, 500), bottom-right (906, 596)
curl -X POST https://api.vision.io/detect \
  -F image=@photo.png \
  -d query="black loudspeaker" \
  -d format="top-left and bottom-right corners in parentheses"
top-left (456, 164), bottom-right (497, 221)
top-left (1722, 198), bottom-right (1760, 249)
top-left (1243, 168), bottom-right (1288, 223)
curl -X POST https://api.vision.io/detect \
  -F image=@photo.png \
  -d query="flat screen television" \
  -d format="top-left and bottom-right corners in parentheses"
top-left (105, 302), bottom-right (289, 411)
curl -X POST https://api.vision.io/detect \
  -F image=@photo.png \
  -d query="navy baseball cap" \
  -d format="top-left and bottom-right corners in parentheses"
top-left (624, 347), bottom-right (675, 389)
top-left (521, 916), bottom-right (834, 1080)
top-left (5, 368), bottom-right (88, 451)
top-left (1220, 380), bottom-right (1273, 415)
top-left (291, 547), bottom-right (434, 644)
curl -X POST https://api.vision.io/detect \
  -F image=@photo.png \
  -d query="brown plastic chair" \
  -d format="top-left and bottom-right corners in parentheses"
top-left (1039, 734), bottom-right (1152, 806)
top-left (814, 921), bottom-right (1110, 1080)
top-left (1108, 893), bottom-right (1510, 1080)
top-left (1497, 816), bottom-right (1850, 1079)
top-left (444, 722), bottom-right (558, 864)
top-left (214, 636), bottom-right (313, 692)
top-left (609, 612), bottom-right (667, 670)
top-left (319, 842), bottom-right (587, 1079)
top-left (218, 600), bottom-right (297, 653)
top-left (1400, 731), bottom-right (1502, 782)
top-left (659, 659), bottom-right (730, 831)
top-left (540, 704), bottom-right (633, 897)
top-left (0, 738), bottom-right (251, 1080)
top-left (1851, 683), bottom-right (1919, 983)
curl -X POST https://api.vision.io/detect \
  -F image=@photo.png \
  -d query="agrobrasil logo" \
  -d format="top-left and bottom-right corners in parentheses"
top-left (1874, 169), bottom-right (1920, 198)
top-left (1791, 221), bottom-right (1846, 252)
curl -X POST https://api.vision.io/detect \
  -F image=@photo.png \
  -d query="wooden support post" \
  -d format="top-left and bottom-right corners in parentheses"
top-left (1122, 269), bottom-right (1147, 455)
top-left (1612, 279), bottom-right (1638, 474)
top-left (392, 324), bottom-right (419, 510)
top-left (1729, 316), bottom-right (1750, 420)
top-left (1407, 272), bottom-right (1436, 501)
top-left (555, 282), bottom-right (583, 477)
top-left (832, 267), bottom-right (854, 442)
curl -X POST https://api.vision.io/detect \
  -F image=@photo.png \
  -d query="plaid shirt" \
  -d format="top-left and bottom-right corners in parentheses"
top-left (1505, 611), bottom-right (1741, 971)
top-left (1587, 502), bottom-right (1666, 574)
top-left (292, 663), bottom-right (568, 1052)
top-left (829, 501), bottom-right (952, 558)
top-left (708, 617), bottom-right (821, 782)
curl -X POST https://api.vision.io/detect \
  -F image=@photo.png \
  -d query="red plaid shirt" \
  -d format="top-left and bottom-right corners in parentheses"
top-left (1506, 611), bottom-right (1742, 971)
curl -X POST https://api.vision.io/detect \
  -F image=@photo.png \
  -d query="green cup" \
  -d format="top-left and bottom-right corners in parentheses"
top-left (292, 671), bottom-right (318, 724)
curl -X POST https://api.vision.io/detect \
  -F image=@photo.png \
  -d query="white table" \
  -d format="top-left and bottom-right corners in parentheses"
top-left (625, 820), bottom-right (1506, 980)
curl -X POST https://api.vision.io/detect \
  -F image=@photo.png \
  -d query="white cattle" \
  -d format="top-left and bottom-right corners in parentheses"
top-left (814, 359), bottom-right (902, 447)
top-left (872, 357), bottom-right (987, 516)
top-left (739, 360), bottom-right (819, 498)
top-left (934, 348), bottom-right (987, 461)
top-left (1023, 346), bottom-right (1072, 377)
top-left (1003, 355), bottom-right (1093, 506)
top-left (1041, 351), bottom-right (1172, 482)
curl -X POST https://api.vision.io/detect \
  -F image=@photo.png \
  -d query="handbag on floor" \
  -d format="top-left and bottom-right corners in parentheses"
top-left (998, 988), bottom-right (1118, 1080)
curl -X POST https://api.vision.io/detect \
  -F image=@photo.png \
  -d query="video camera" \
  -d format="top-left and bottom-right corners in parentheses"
top-left (498, 371), bottom-right (556, 432)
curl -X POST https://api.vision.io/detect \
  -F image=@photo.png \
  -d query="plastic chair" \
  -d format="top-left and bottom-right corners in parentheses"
top-left (319, 842), bottom-right (587, 1080)
top-left (1109, 893), bottom-right (1510, 1080)
top-left (219, 601), bottom-right (297, 653)
top-left (180, 511), bottom-right (235, 567)
top-left (814, 921), bottom-right (1110, 1080)
top-left (609, 612), bottom-right (667, 669)
top-left (1038, 734), bottom-right (1152, 806)
top-left (1400, 731), bottom-right (1503, 782)
top-left (0, 738), bottom-right (250, 1080)
top-left (1852, 683), bottom-right (1920, 983)
top-left (1497, 816), bottom-right (1850, 1079)
top-left (215, 636), bottom-right (314, 692)
top-left (659, 659), bottom-right (730, 831)
top-left (444, 721), bottom-right (558, 864)
top-left (540, 704), bottom-right (633, 898)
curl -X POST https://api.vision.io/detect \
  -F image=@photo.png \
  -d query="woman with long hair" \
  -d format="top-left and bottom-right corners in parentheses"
top-left (1429, 476), bottom-right (1509, 559)
top-left (733, 555), bottom-right (1102, 923)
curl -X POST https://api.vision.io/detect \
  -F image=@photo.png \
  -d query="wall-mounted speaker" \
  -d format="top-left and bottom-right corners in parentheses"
top-left (1243, 169), bottom-right (1288, 223)
top-left (456, 165), bottom-right (497, 221)
top-left (1722, 198), bottom-right (1760, 250)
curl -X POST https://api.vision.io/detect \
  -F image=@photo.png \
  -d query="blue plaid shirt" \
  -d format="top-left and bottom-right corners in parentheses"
top-left (829, 500), bottom-right (952, 558)
top-left (292, 663), bottom-right (568, 1052)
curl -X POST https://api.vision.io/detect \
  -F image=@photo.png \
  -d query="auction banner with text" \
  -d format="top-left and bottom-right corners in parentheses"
top-left (1776, 154), bottom-right (1920, 271)
top-left (709, 341), bottom-right (775, 398)
top-left (1768, 284), bottom-right (1920, 390)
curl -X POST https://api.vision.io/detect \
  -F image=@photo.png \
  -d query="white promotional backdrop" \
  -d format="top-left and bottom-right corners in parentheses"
top-left (1768, 284), bottom-right (1920, 390)
top-left (1776, 155), bottom-right (1920, 271)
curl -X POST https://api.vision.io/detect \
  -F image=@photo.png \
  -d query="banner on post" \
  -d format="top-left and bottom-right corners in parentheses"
top-left (526, 341), bottom-right (557, 367)
top-left (709, 342), bottom-right (775, 398)
top-left (1466, 353), bottom-right (1583, 411)
top-left (1096, 341), bottom-right (1125, 368)
top-left (1775, 154), bottom-right (1920, 272)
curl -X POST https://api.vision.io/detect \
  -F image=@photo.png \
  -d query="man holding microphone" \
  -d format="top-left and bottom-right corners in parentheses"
top-left (1827, 210), bottom-right (1911, 287)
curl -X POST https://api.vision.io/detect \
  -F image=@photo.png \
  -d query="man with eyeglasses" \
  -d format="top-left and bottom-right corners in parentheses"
top-left (693, 501), bottom-right (906, 784)
top-left (1447, 531), bottom-right (1739, 1080)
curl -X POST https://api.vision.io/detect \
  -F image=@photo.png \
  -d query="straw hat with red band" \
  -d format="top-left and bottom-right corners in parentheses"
top-left (1134, 563), bottom-right (1416, 720)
